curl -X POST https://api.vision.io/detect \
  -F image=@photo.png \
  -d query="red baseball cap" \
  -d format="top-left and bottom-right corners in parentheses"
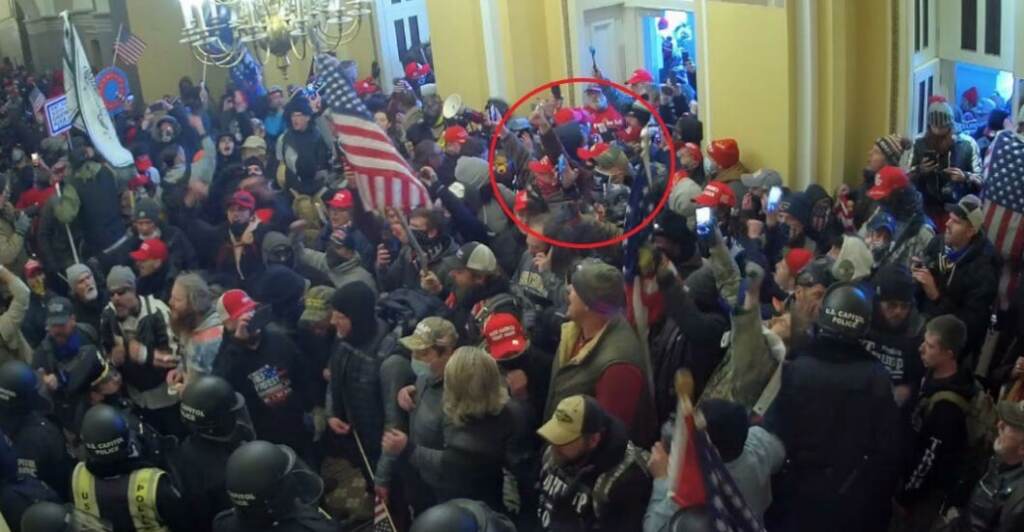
top-left (220, 289), bottom-right (257, 321)
top-left (867, 166), bottom-right (910, 200)
top-left (354, 77), bottom-right (379, 97)
top-left (326, 189), bottom-right (354, 209)
top-left (626, 68), bottom-right (654, 85)
top-left (443, 125), bottom-right (468, 145)
top-left (129, 239), bottom-right (169, 262)
top-left (577, 143), bottom-right (610, 161)
top-left (528, 157), bottom-right (555, 175)
top-left (695, 180), bottom-right (736, 208)
top-left (483, 313), bottom-right (528, 361)
top-left (228, 190), bottom-right (256, 211)
top-left (784, 248), bottom-right (814, 274)
top-left (514, 190), bottom-right (529, 213)
top-left (404, 62), bottom-right (431, 80)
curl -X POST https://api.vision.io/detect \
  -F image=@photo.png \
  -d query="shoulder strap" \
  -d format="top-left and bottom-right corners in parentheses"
top-left (72, 462), bottom-right (99, 517)
top-left (592, 442), bottom-right (650, 518)
top-left (927, 391), bottom-right (971, 415)
top-left (128, 468), bottom-right (167, 532)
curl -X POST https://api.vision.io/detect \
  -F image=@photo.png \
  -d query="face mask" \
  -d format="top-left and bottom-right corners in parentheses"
top-left (779, 221), bottom-right (792, 241)
top-left (411, 229), bottom-right (432, 248)
top-left (229, 221), bottom-right (249, 237)
top-left (411, 359), bottom-right (431, 379)
top-left (704, 158), bottom-right (719, 177)
top-left (159, 130), bottom-right (174, 143)
top-left (325, 246), bottom-right (345, 268)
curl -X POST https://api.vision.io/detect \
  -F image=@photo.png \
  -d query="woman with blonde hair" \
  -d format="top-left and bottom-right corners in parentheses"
top-left (382, 346), bottom-right (521, 511)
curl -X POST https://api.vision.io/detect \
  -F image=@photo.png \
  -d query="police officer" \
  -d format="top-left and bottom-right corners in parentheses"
top-left (167, 375), bottom-right (254, 532)
top-left (213, 440), bottom-right (334, 532)
top-left (71, 404), bottom-right (190, 531)
top-left (21, 501), bottom-right (114, 532)
top-left (409, 499), bottom-right (516, 532)
top-left (0, 360), bottom-right (74, 500)
top-left (768, 282), bottom-right (901, 532)
top-left (0, 427), bottom-right (61, 531)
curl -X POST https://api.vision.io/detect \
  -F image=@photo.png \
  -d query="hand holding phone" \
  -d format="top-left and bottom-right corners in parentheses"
top-left (695, 206), bottom-right (715, 240)
top-left (766, 186), bottom-right (782, 213)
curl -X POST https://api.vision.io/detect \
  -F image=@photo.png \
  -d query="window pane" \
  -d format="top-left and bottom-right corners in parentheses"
top-left (923, 0), bottom-right (929, 48)
top-left (985, 0), bottom-right (1001, 55)
top-left (961, 0), bottom-right (977, 51)
top-left (410, 15), bottom-right (421, 48)
top-left (914, 0), bottom-right (921, 51)
top-left (917, 80), bottom-right (926, 133)
top-left (394, 19), bottom-right (408, 58)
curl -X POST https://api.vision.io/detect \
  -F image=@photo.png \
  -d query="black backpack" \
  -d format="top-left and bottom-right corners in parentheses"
top-left (375, 288), bottom-right (444, 337)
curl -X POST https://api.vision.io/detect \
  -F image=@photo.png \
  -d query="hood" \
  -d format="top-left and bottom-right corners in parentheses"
top-left (554, 123), bottom-right (585, 162)
top-left (832, 236), bottom-right (874, 282)
top-left (882, 186), bottom-right (924, 223)
top-left (455, 156), bottom-right (488, 191)
top-left (150, 114), bottom-right (181, 143)
top-left (261, 231), bottom-right (291, 262)
top-left (684, 264), bottom-right (721, 312)
top-left (253, 264), bottom-right (307, 322)
top-left (668, 178), bottom-right (703, 227)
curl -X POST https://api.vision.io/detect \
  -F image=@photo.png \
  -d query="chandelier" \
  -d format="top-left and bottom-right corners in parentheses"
top-left (178, 0), bottom-right (371, 74)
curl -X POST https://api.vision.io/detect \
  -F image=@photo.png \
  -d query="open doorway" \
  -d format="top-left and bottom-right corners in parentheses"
top-left (951, 62), bottom-right (1014, 135)
top-left (640, 10), bottom-right (698, 101)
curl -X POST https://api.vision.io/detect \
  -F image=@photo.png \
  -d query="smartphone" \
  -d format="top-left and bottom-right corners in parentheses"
top-left (247, 304), bottom-right (273, 335)
top-left (695, 206), bottom-right (714, 238)
top-left (30, 152), bottom-right (39, 166)
top-left (767, 186), bottom-right (783, 213)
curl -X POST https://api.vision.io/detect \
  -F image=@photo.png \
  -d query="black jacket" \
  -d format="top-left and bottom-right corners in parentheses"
top-left (168, 436), bottom-right (241, 532)
top-left (102, 224), bottom-right (198, 275)
top-left (767, 335), bottom-right (901, 532)
top-left (99, 296), bottom-right (174, 395)
top-left (862, 307), bottom-right (926, 388)
top-left (896, 367), bottom-right (974, 507)
top-left (65, 162), bottom-right (125, 256)
top-left (213, 328), bottom-right (314, 453)
top-left (921, 233), bottom-right (1000, 356)
top-left (0, 410), bottom-right (73, 501)
top-left (78, 458), bottom-right (191, 532)
top-left (213, 505), bottom-right (338, 532)
top-left (328, 318), bottom-right (398, 467)
top-left (536, 417), bottom-right (652, 532)
top-left (949, 458), bottom-right (1024, 532)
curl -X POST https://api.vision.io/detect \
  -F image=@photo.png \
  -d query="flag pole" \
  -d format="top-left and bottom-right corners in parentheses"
top-left (112, 23), bottom-right (124, 67)
top-left (351, 428), bottom-right (397, 531)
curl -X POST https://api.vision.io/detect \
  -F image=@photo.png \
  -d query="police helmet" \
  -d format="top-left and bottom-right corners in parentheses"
top-left (0, 360), bottom-right (42, 414)
top-left (80, 404), bottom-right (138, 463)
top-left (20, 502), bottom-right (71, 532)
top-left (410, 501), bottom-right (480, 532)
top-left (180, 375), bottom-right (252, 442)
top-left (225, 441), bottom-right (323, 524)
top-left (816, 282), bottom-right (873, 340)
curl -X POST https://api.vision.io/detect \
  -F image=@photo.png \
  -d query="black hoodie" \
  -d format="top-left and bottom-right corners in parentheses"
top-left (896, 367), bottom-right (974, 507)
top-left (537, 418), bottom-right (652, 532)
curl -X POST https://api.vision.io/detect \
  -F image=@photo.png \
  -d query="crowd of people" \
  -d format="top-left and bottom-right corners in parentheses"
top-left (0, 46), bottom-right (1020, 532)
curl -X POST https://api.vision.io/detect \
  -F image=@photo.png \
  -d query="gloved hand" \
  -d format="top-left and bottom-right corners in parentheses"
top-left (13, 211), bottom-right (30, 236)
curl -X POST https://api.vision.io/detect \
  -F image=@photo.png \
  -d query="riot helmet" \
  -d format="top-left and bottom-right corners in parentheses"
top-left (79, 404), bottom-right (139, 464)
top-left (180, 375), bottom-right (253, 442)
top-left (816, 282), bottom-right (873, 340)
top-left (410, 501), bottom-right (480, 532)
top-left (224, 441), bottom-right (323, 525)
top-left (0, 360), bottom-right (43, 415)
top-left (21, 502), bottom-right (113, 532)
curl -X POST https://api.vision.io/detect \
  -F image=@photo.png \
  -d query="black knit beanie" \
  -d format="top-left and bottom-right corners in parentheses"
top-left (329, 281), bottom-right (378, 345)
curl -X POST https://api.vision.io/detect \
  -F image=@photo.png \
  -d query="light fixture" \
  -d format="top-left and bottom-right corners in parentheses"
top-left (178, 0), bottom-right (371, 75)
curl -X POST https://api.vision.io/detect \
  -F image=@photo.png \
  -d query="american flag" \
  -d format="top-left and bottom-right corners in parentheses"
top-left (113, 29), bottom-right (146, 66)
top-left (981, 130), bottom-right (1024, 310)
top-left (667, 389), bottom-right (765, 532)
top-left (372, 495), bottom-right (395, 531)
top-left (314, 53), bottom-right (430, 212)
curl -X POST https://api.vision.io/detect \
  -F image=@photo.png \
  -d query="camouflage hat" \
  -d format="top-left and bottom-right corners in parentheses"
top-left (399, 317), bottom-right (457, 351)
top-left (300, 286), bottom-right (335, 324)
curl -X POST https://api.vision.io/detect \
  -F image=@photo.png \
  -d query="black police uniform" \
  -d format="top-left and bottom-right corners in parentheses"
top-left (211, 506), bottom-right (338, 532)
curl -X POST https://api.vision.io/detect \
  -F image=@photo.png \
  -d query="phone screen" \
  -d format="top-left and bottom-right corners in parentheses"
top-left (696, 206), bottom-right (711, 226)
top-left (767, 186), bottom-right (782, 211)
top-left (30, 152), bottom-right (39, 165)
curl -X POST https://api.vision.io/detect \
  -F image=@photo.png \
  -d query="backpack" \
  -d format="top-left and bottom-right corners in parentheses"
top-left (925, 381), bottom-right (998, 505)
top-left (376, 288), bottom-right (444, 336)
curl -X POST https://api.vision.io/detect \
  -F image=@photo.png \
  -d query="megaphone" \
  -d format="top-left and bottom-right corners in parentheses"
top-left (442, 93), bottom-right (463, 119)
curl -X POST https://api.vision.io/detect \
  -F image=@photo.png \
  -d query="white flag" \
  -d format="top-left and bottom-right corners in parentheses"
top-left (61, 11), bottom-right (132, 168)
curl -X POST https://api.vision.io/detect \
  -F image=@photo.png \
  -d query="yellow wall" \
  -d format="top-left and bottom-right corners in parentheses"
top-left (843, 0), bottom-right (892, 184)
top-left (127, 3), bottom-right (376, 101)
top-left (425, 0), bottom-right (489, 109)
top-left (703, 1), bottom-right (793, 179)
top-left (126, 0), bottom-right (227, 101)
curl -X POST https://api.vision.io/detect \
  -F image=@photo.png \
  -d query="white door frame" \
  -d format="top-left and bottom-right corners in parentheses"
top-left (374, 0), bottom-right (430, 94)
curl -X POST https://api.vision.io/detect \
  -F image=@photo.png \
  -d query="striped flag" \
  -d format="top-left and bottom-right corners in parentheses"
top-left (314, 53), bottom-right (430, 213)
top-left (372, 495), bottom-right (395, 531)
top-left (981, 130), bottom-right (1024, 310)
top-left (113, 29), bottom-right (146, 66)
top-left (667, 374), bottom-right (765, 531)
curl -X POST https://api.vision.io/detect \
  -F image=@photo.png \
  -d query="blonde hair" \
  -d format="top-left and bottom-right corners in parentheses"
top-left (443, 346), bottom-right (509, 427)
